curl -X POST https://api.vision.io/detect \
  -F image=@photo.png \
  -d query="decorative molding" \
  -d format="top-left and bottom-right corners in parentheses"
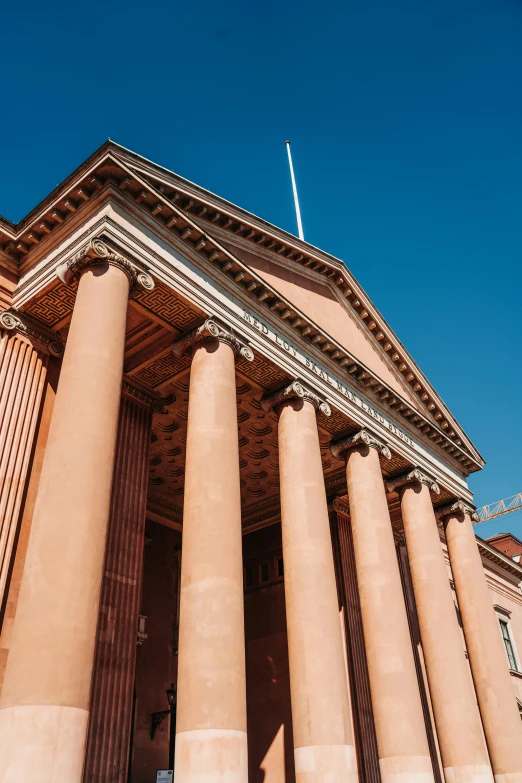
top-left (0, 308), bottom-right (63, 356)
top-left (435, 499), bottom-right (479, 523)
top-left (260, 378), bottom-right (331, 416)
top-left (330, 427), bottom-right (391, 460)
top-left (386, 467), bottom-right (440, 495)
top-left (332, 497), bottom-right (351, 517)
top-left (56, 237), bottom-right (155, 292)
top-left (122, 377), bottom-right (164, 413)
top-left (171, 316), bottom-right (254, 362)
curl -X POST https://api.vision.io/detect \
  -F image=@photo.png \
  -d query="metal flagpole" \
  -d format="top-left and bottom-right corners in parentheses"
top-left (285, 140), bottom-right (304, 241)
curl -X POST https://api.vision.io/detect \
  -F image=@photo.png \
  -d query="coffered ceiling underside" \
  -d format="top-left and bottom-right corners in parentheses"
top-left (1, 143), bottom-right (482, 472)
top-left (22, 276), bottom-right (454, 535)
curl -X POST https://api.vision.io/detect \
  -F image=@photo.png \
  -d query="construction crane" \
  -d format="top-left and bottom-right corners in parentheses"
top-left (475, 493), bottom-right (522, 524)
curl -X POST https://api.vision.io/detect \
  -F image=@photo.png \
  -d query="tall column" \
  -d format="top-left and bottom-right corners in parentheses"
top-left (83, 383), bottom-right (158, 783)
top-left (0, 311), bottom-right (63, 614)
top-left (263, 380), bottom-right (357, 783)
top-left (172, 318), bottom-right (253, 783)
top-left (332, 429), bottom-right (435, 783)
top-left (391, 471), bottom-right (493, 783)
top-left (439, 500), bottom-right (522, 783)
top-left (0, 239), bottom-right (154, 782)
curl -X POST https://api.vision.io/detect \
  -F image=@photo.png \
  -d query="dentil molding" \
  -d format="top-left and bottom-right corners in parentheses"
top-left (330, 427), bottom-right (392, 460)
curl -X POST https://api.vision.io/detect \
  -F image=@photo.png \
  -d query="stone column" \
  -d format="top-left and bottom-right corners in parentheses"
top-left (0, 239), bottom-right (154, 783)
top-left (0, 311), bottom-right (63, 615)
top-left (172, 318), bottom-right (253, 783)
top-left (332, 429), bottom-right (435, 783)
top-left (263, 380), bottom-right (357, 783)
top-left (83, 383), bottom-right (159, 783)
top-left (391, 471), bottom-right (493, 783)
top-left (439, 500), bottom-right (522, 783)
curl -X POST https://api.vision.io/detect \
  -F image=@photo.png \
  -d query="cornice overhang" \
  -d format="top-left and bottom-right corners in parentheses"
top-left (1, 141), bottom-right (483, 473)
top-left (476, 535), bottom-right (522, 583)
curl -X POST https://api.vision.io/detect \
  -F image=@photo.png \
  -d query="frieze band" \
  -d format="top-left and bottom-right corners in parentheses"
top-left (330, 427), bottom-right (392, 460)
top-left (56, 237), bottom-right (155, 291)
top-left (171, 317), bottom-right (254, 362)
top-left (0, 308), bottom-right (64, 357)
top-left (435, 499), bottom-right (479, 523)
top-left (260, 378), bottom-right (331, 416)
top-left (386, 467), bottom-right (440, 495)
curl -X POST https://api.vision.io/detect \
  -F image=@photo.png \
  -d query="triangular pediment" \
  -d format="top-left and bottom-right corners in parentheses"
top-left (0, 141), bottom-right (484, 472)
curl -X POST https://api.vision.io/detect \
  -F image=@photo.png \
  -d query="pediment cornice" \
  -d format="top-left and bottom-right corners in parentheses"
top-left (0, 141), bottom-right (483, 472)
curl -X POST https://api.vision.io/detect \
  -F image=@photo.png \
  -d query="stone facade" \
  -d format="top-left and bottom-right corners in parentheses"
top-left (0, 142), bottom-right (521, 783)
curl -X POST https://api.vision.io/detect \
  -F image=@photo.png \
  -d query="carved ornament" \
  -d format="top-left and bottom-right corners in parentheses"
top-left (260, 379), bottom-right (331, 416)
top-left (122, 377), bottom-right (164, 413)
top-left (0, 308), bottom-right (63, 357)
top-left (386, 468), bottom-right (440, 495)
top-left (330, 427), bottom-right (391, 460)
top-left (171, 317), bottom-right (254, 362)
top-left (332, 497), bottom-right (351, 517)
top-left (56, 238), bottom-right (155, 291)
top-left (435, 499), bottom-right (479, 523)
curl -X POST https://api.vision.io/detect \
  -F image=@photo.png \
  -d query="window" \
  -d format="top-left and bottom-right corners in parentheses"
top-left (277, 557), bottom-right (284, 578)
top-left (244, 567), bottom-right (254, 588)
top-left (260, 562), bottom-right (270, 583)
top-left (500, 620), bottom-right (518, 671)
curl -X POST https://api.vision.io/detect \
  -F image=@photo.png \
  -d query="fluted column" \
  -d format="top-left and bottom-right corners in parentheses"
top-left (439, 501), bottom-right (522, 783)
top-left (332, 429), bottom-right (435, 783)
top-left (0, 311), bottom-right (63, 613)
top-left (83, 384), bottom-right (158, 783)
top-left (263, 381), bottom-right (357, 783)
top-left (0, 239), bottom-right (154, 783)
top-left (391, 471), bottom-right (493, 783)
top-left (172, 318), bottom-right (253, 783)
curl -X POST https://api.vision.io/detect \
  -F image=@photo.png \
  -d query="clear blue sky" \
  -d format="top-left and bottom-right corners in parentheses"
top-left (2, 0), bottom-right (521, 539)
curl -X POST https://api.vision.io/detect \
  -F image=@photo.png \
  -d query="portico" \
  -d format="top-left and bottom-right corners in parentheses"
top-left (0, 142), bottom-right (521, 783)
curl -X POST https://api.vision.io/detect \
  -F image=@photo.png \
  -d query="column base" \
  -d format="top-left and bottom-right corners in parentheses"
top-left (443, 766), bottom-right (494, 783)
top-left (174, 728), bottom-right (248, 783)
top-left (0, 704), bottom-right (88, 783)
top-left (294, 744), bottom-right (358, 781)
top-left (379, 755), bottom-right (435, 783)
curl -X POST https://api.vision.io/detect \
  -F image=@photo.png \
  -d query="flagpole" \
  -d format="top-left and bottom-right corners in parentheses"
top-left (285, 140), bottom-right (304, 241)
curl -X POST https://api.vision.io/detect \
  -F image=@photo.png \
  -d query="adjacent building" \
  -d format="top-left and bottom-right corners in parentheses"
top-left (0, 142), bottom-right (521, 783)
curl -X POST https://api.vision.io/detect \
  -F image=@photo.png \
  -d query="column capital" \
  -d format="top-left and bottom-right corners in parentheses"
top-left (330, 427), bottom-right (391, 460)
top-left (171, 316), bottom-right (254, 362)
top-left (0, 308), bottom-right (64, 357)
top-left (56, 237), bottom-right (155, 292)
top-left (435, 499), bottom-right (479, 523)
top-left (260, 378), bottom-right (331, 415)
top-left (121, 376), bottom-right (164, 413)
top-left (386, 467), bottom-right (440, 496)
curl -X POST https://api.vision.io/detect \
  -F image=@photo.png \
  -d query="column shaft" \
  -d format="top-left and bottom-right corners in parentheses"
top-left (0, 262), bottom-right (130, 782)
top-left (83, 394), bottom-right (152, 783)
top-left (0, 331), bottom-right (48, 612)
top-left (278, 399), bottom-right (357, 783)
top-left (344, 443), bottom-right (434, 783)
top-left (400, 482), bottom-right (493, 783)
top-left (444, 507), bottom-right (522, 782)
top-left (174, 339), bottom-right (248, 783)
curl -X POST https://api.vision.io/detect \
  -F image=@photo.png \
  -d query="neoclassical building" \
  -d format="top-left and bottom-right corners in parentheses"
top-left (0, 142), bottom-right (521, 783)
